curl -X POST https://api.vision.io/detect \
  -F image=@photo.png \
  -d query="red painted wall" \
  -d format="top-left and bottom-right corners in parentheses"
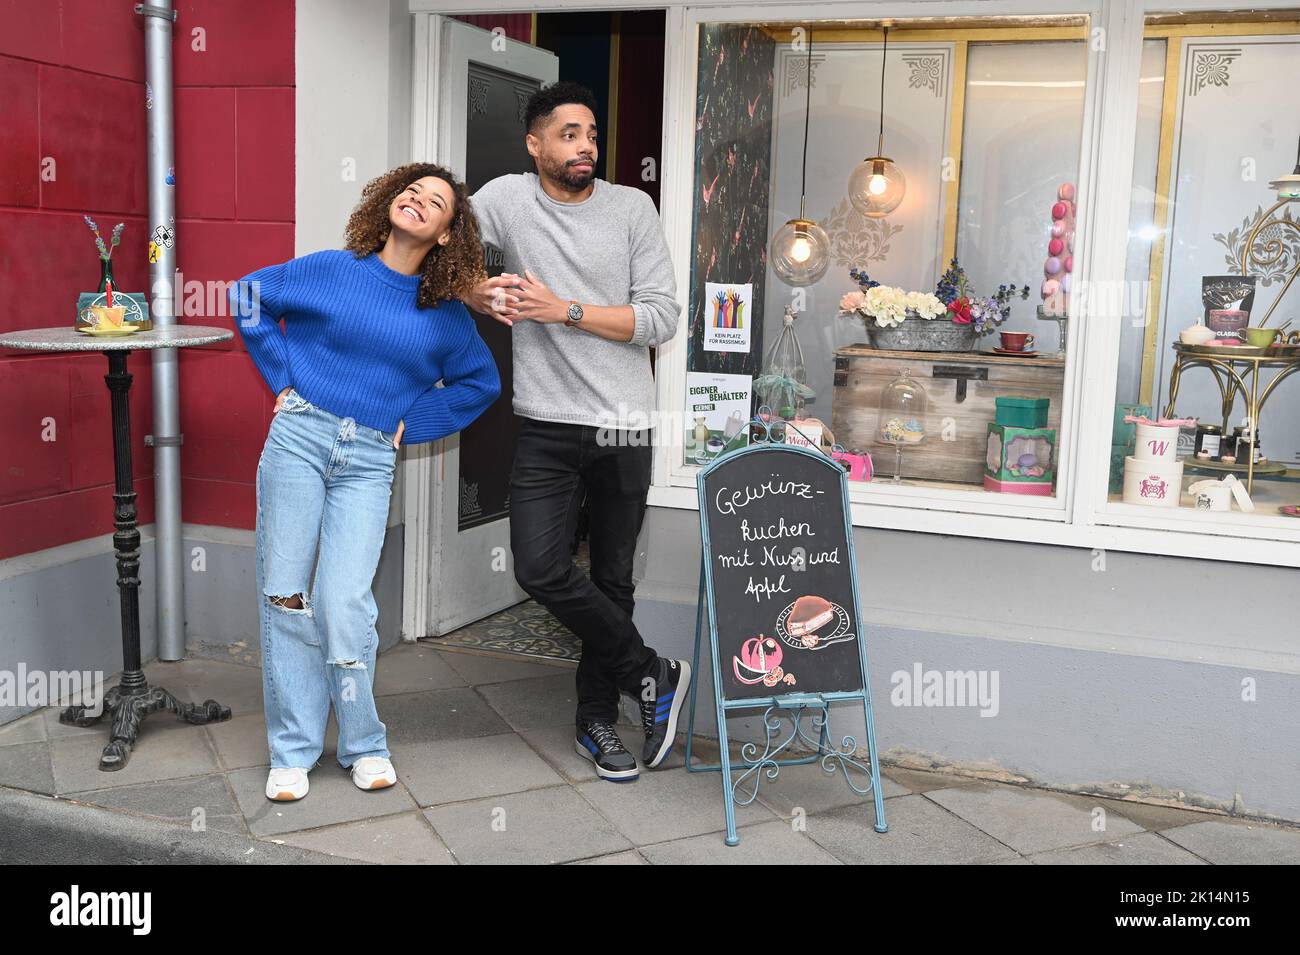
top-left (0, 0), bottom-right (294, 560)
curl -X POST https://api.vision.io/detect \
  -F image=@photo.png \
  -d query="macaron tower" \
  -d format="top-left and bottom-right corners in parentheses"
top-left (1040, 183), bottom-right (1076, 317)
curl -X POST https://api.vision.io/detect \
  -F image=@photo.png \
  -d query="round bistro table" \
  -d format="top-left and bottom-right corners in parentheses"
top-left (0, 325), bottom-right (236, 770)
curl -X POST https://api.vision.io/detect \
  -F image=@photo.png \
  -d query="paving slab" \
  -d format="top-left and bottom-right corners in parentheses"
top-left (437, 649), bottom-right (573, 686)
top-left (373, 644), bottom-right (466, 696)
top-left (640, 818), bottom-right (843, 864)
top-left (0, 712), bottom-right (46, 747)
top-left (475, 673), bottom-right (582, 731)
top-left (1160, 820), bottom-right (1300, 864)
top-left (575, 765), bottom-right (777, 845)
top-left (425, 786), bottom-right (631, 864)
top-left (391, 732), bottom-right (564, 806)
top-left (376, 687), bottom-right (512, 744)
top-left (1029, 831), bottom-right (1206, 865)
top-left (804, 794), bottom-right (1018, 865)
top-left (275, 811), bottom-right (455, 864)
top-left (0, 740), bottom-right (55, 794)
top-left (926, 783), bottom-right (1145, 855)
top-left (49, 727), bottom-right (221, 794)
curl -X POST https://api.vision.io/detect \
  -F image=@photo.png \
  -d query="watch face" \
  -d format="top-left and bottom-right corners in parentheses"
top-left (567, 302), bottom-right (583, 322)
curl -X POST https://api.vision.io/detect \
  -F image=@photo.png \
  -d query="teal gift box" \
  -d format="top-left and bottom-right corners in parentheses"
top-left (995, 396), bottom-right (1049, 429)
top-left (1108, 444), bottom-right (1127, 494)
top-left (1112, 401), bottom-right (1150, 447)
top-left (75, 291), bottom-right (152, 330)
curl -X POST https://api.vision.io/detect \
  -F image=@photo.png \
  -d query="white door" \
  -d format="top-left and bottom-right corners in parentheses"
top-left (403, 16), bottom-right (559, 638)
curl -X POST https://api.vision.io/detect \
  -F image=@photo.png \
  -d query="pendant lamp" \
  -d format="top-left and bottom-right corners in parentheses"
top-left (1269, 131), bottom-right (1300, 199)
top-left (848, 23), bottom-right (906, 218)
top-left (770, 26), bottom-right (830, 286)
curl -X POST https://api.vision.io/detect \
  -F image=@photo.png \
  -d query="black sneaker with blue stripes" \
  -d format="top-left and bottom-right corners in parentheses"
top-left (639, 657), bottom-right (692, 768)
top-left (575, 719), bottom-right (639, 782)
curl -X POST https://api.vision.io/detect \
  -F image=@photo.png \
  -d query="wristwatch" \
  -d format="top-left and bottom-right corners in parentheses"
top-left (564, 300), bottom-right (584, 327)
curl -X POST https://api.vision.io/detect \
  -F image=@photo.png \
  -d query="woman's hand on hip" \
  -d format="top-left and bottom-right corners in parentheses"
top-left (393, 420), bottom-right (405, 449)
top-left (274, 386), bottom-right (292, 413)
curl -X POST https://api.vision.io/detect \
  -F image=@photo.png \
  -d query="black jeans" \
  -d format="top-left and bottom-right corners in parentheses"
top-left (509, 417), bottom-right (657, 723)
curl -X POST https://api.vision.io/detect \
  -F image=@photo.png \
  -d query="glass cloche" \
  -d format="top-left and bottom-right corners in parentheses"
top-left (875, 368), bottom-right (930, 482)
top-left (755, 305), bottom-right (815, 421)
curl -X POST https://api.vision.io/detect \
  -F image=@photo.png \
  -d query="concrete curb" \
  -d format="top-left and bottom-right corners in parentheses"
top-left (0, 786), bottom-right (361, 865)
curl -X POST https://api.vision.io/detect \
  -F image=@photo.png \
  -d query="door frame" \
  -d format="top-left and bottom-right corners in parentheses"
top-left (402, 13), bottom-right (559, 640)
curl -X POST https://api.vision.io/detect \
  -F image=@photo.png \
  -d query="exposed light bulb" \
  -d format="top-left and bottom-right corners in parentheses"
top-left (868, 174), bottom-right (888, 196)
top-left (790, 236), bottom-right (812, 263)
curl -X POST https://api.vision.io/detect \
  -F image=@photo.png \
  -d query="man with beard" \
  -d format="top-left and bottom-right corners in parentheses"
top-left (461, 81), bottom-right (690, 782)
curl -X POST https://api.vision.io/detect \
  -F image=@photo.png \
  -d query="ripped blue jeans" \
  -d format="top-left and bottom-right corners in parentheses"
top-left (254, 388), bottom-right (399, 770)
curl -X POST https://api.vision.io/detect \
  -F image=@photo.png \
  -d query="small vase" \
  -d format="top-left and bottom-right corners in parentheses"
top-left (97, 257), bottom-right (114, 293)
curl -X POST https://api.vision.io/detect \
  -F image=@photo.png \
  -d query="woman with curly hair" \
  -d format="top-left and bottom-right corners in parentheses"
top-left (231, 162), bottom-right (500, 802)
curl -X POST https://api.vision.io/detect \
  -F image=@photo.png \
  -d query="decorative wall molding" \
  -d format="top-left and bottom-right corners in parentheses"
top-left (468, 73), bottom-right (490, 116)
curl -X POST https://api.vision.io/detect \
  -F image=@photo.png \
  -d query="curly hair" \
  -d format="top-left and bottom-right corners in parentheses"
top-left (343, 162), bottom-right (486, 310)
top-left (524, 80), bottom-right (599, 135)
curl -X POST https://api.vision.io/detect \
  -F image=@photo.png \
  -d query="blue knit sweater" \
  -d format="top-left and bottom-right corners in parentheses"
top-left (230, 250), bottom-right (500, 445)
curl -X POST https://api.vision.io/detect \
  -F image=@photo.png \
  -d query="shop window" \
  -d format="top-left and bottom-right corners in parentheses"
top-left (1108, 9), bottom-right (1300, 528)
top-left (682, 15), bottom-right (1091, 506)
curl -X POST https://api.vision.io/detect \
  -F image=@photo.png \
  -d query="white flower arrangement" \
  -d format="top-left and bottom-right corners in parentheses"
top-left (839, 285), bottom-right (946, 328)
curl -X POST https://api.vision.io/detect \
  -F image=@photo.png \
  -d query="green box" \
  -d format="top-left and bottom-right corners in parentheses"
top-left (994, 396), bottom-right (1050, 429)
top-left (1108, 443), bottom-right (1127, 494)
top-left (1112, 401), bottom-right (1151, 447)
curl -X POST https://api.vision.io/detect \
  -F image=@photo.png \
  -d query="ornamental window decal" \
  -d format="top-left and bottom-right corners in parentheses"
top-left (1189, 47), bottom-right (1242, 95)
top-left (902, 54), bottom-right (946, 97)
top-left (782, 53), bottom-right (825, 97)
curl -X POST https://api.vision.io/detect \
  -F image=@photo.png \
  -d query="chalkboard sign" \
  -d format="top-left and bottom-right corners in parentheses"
top-left (699, 444), bottom-right (864, 701)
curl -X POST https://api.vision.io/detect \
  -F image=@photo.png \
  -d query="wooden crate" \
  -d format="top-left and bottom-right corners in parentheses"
top-left (831, 345), bottom-right (1066, 485)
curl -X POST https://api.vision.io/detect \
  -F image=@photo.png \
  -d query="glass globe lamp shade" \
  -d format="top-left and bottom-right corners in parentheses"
top-left (769, 218), bottom-right (831, 286)
top-left (848, 156), bottom-right (907, 218)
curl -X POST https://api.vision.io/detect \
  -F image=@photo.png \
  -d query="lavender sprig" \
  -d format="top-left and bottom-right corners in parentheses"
top-left (83, 215), bottom-right (125, 261)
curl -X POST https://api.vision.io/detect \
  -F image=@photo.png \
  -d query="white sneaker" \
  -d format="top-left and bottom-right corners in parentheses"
top-left (351, 756), bottom-right (397, 791)
top-left (265, 767), bottom-right (310, 801)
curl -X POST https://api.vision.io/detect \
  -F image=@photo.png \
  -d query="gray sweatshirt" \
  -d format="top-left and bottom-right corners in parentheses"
top-left (469, 172), bottom-right (681, 429)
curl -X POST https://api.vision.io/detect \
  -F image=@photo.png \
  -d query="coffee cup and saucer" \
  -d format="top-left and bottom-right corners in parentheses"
top-left (78, 304), bottom-right (141, 337)
top-left (992, 331), bottom-right (1037, 356)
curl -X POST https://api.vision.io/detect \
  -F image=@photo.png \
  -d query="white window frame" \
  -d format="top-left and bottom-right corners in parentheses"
top-left (407, 0), bottom-right (1300, 567)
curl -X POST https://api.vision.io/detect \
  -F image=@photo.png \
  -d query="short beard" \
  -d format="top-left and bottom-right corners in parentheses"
top-left (547, 157), bottom-right (594, 192)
